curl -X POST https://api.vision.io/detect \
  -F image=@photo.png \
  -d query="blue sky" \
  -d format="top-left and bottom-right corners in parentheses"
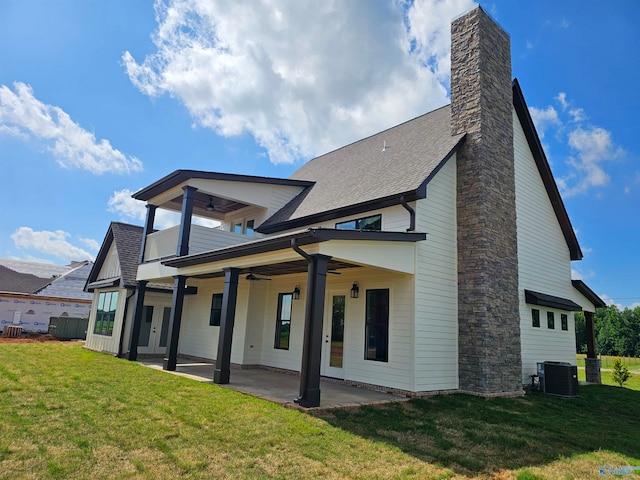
top-left (0, 1), bottom-right (638, 308)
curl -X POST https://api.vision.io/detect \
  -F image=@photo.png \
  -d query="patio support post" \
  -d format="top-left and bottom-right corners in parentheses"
top-left (127, 280), bottom-right (148, 361)
top-left (585, 311), bottom-right (596, 359)
top-left (584, 310), bottom-right (601, 383)
top-left (213, 268), bottom-right (240, 384)
top-left (163, 275), bottom-right (187, 371)
top-left (139, 204), bottom-right (157, 263)
top-left (177, 186), bottom-right (197, 256)
top-left (297, 253), bottom-right (331, 408)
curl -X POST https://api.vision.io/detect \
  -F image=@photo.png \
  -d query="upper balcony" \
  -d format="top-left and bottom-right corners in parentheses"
top-left (143, 224), bottom-right (253, 262)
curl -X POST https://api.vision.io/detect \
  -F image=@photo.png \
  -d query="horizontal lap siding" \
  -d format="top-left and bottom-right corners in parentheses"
top-left (414, 157), bottom-right (459, 391)
top-left (339, 269), bottom-right (414, 391)
top-left (514, 111), bottom-right (577, 382)
top-left (178, 278), bottom-right (250, 362)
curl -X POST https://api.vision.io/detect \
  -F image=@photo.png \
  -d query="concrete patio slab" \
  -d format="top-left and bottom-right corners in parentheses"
top-left (138, 357), bottom-right (406, 410)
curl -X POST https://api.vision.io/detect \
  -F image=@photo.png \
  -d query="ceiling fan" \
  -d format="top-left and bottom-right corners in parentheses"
top-left (245, 272), bottom-right (272, 281)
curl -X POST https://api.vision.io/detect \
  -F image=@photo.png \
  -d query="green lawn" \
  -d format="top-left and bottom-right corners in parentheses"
top-left (1, 343), bottom-right (639, 479)
top-left (576, 354), bottom-right (640, 371)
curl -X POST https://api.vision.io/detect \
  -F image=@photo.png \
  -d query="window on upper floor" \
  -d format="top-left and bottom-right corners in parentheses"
top-left (232, 218), bottom-right (256, 236)
top-left (336, 214), bottom-right (382, 231)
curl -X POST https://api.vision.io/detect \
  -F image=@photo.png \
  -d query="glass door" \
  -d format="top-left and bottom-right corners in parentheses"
top-left (322, 294), bottom-right (345, 378)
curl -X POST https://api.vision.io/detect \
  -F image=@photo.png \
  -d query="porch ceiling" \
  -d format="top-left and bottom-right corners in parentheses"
top-left (191, 259), bottom-right (359, 279)
top-left (160, 191), bottom-right (250, 220)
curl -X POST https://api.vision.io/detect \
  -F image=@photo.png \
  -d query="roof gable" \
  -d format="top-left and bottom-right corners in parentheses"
top-left (85, 222), bottom-right (143, 292)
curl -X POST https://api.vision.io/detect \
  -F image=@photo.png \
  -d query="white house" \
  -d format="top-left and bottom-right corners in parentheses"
top-left (84, 6), bottom-right (604, 407)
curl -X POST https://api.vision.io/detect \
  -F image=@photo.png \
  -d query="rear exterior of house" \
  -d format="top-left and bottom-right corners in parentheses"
top-left (84, 6), bottom-right (603, 406)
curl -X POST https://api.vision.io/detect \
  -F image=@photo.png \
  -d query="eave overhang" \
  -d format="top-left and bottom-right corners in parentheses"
top-left (132, 169), bottom-right (315, 202)
top-left (525, 289), bottom-right (583, 312)
top-left (163, 228), bottom-right (426, 269)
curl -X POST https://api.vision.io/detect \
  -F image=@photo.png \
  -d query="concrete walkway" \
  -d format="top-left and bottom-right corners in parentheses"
top-left (138, 357), bottom-right (406, 410)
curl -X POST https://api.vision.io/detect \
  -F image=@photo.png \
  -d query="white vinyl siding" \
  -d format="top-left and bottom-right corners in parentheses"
top-left (414, 156), bottom-right (459, 391)
top-left (514, 110), bottom-right (577, 382)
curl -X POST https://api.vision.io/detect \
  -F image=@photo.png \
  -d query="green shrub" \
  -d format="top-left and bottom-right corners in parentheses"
top-left (612, 357), bottom-right (631, 387)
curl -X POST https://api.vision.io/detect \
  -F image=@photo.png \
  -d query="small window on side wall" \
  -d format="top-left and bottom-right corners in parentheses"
top-left (209, 293), bottom-right (223, 326)
top-left (274, 293), bottom-right (293, 350)
top-left (547, 311), bottom-right (555, 329)
top-left (561, 313), bottom-right (568, 331)
top-left (531, 309), bottom-right (540, 328)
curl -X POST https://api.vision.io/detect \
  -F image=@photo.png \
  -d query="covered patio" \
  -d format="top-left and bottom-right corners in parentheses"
top-left (138, 357), bottom-right (407, 410)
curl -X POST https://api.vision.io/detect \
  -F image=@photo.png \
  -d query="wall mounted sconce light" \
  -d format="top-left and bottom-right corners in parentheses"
top-left (350, 282), bottom-right (359, 299)
top-left (293, 285), bottom-right (301, 300)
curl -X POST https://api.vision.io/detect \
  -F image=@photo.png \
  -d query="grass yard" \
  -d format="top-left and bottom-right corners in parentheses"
top-left (0, 343), bottom-right (638, 479)
top-left (576, 354), bottom-right (640, 371)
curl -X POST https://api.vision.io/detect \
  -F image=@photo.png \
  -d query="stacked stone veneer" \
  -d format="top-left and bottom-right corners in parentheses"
top-left (451, 7), bottom-right (522, 394)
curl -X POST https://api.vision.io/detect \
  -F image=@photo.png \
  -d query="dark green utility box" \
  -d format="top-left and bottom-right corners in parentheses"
top-left (48, 317), bottom-right (89, 340)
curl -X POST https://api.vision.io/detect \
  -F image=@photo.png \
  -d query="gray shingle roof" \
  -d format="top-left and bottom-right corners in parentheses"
top-left (36, 262), bottom-right (93, 300)
top-left (259, 105), bottom-right (464, 231)
top-left (0, 265), bottom-right (53, 294)
top-left (111, 222), bottom-right (144, 288)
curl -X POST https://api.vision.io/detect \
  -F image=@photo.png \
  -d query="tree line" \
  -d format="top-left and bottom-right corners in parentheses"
top-left (575, 305), bottom-right (640, 357)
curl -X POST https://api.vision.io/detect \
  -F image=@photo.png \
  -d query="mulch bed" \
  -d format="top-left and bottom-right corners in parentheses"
top-left (0, 333), bottom-right (64, 343)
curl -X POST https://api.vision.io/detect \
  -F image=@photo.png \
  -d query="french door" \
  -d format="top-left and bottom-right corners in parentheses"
top-left (138, 306), bottom-right (171, 354)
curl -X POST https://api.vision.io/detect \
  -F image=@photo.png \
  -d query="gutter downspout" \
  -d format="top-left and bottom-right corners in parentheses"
top-left (400, 195), bottom-right (416, 232)
top-left (291, 238), bottom-right (312, 262)
top-left (117, 288), bottom-right (136, 358)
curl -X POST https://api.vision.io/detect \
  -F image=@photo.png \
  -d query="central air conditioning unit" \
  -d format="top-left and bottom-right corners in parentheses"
top-left (537, 361), bottom-right (579, 396)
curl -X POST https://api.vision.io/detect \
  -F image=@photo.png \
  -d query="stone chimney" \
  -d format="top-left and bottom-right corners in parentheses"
top-left (451, 6), bottom-right (522, 394)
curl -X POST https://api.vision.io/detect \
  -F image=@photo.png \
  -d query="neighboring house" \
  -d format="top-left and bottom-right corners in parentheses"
top-left (0, 260), bottom-right (93, 334)
top-left (85, 7), bottom-right (605, 406)
top-left (84, 222), bottom-right (173, 357)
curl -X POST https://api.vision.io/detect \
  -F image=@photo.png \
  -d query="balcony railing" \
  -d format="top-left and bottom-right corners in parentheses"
top-left (143, 225), bottom-right (252, 262)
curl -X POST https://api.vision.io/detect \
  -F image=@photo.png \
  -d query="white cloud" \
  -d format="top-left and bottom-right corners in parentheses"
top-left (562, 126), bottom-right (624, 196)
top-left (123, 0), bottom-right (475, 164)
top-left (107, 189), bottom-right (219, 229)
top-left (631, 302), bottom-right (640, 309)
top-left (571, 268), bottom-right (595, 280)
top-left (11, 227), bottom-right (95, 262)
top-left (529, 106), bottom-right (560, 139)
top-left (533, 92), bottom-right (624, 197)
top-left (107, 189), bottom-right (180, 229)
top-left (599, 293), bottom-right (622, 310)
top-left (556, 92), bottom-right (569, 110)
top-left (0, 82), bottom-right (143, 174)
top-left (80, 237), bottom-right (101, 252)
